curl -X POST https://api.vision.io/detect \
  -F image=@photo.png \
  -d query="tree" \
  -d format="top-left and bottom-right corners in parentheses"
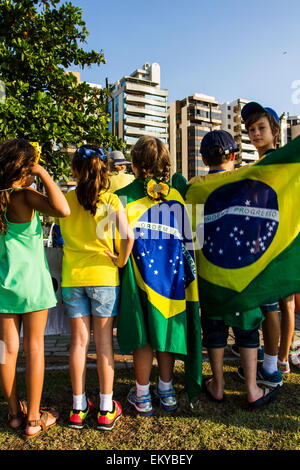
top-left (0, 0), bottom-right (124, 180)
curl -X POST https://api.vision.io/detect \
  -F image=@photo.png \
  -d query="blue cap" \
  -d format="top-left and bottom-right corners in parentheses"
top-left (241, 102), bottom-right (280, 124)
top-left (200, 130), bottom-right (239, 158)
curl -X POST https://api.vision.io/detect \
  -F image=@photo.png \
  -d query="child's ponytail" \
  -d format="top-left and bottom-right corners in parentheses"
top-left (73, 145), bottom-right (110, 216)
top-left (131, 136), bottom-right (170, 181)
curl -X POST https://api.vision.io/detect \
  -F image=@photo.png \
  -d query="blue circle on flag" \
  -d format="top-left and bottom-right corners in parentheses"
top-left (202, 179), bottom-right (279, 269)
top-left (132, 201), bottom-right (196, 300)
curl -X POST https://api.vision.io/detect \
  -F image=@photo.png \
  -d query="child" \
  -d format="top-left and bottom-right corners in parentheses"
top-left (198, 130), bottom-right (279, 407)
top-left (110, 136), bottom-right (202, 416)
top-left (58, 145), bottom-right (134, 431)
top-left (0, 138), bottom-right (70, 438)
top-left (242, 102), bottom-right (295, 378)
top-left (107, 150), bottom-right (135, 193)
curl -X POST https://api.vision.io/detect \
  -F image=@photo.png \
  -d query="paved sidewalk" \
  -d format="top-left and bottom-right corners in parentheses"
top-left (17, 314), bottom-right (300, 368)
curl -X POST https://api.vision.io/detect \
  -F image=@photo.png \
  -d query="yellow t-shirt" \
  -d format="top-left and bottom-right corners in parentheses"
top-left (108, 172), bottom-right (135, 193)
top-left (59, 189), bottom-right (122, 287)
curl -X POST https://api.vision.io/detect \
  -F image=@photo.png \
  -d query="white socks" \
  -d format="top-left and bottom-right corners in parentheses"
top-left (136, 381), bottom-right (150, 398)
top-left (158, 377), bottom-right (173, 392)
top-left (100, 392), bottom-right (113, 412)
top-left (73, 392), bottom-right (87, 411)
top-left (263, 353), bottom-right (278, 374)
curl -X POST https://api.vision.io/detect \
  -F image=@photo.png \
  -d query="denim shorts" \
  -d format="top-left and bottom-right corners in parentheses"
top-left (201, 313), bottom-right (260, 349)
top-left (260, 302), bottom-right (279, 314)
top-left (62, 286), bottom-right (120, 319)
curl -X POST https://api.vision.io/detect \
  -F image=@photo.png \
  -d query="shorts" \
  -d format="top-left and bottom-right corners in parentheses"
top-left (62, 286), bottom-right (120, 319)
top-left (201, 313), bottom-right (259, 349)
top-left (260, 302), bottom-right (279, 314)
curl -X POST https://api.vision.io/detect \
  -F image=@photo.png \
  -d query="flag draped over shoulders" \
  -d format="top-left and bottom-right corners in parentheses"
top-left (115, 178), bottom-right (202, 399)
top-left (182, 136), bottom-right (300, 317)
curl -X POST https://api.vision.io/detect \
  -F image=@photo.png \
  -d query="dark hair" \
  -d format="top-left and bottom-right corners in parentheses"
top-left (0, 139), bottom-right (36, 233)
top-left (131, 136), bottom-right (170, 181)
top-left (245, 111), bottom-right (280, 145)
top-left (202, 146), bottom-right (234, 166)
top-left (72, 145), bottom-right (110, 216)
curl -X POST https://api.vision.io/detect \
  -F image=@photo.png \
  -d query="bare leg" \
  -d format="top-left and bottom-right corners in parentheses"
top-left (0, 314), bottom-right (22, 427)
top-left (239, 347), bottom-right (264, 403)
top-left (69, 316), bottom-right (91, 395)
top-left (93, 316), bottom-right (115, 394)
top-left (206, 348), bottom-right (225, 400)
top-left (278, 296), bottom-right (295, 362)
top-left (156, 351), bottom-right (175, 382)
top-left (22, 309), bottom-right (57, 436)
top-left (133, 344), bottom-right (153, 386)
top-left (262, 311), bottom-right (280, 356)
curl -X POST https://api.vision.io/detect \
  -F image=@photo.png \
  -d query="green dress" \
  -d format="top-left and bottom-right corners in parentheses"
top-left (0, 206), bottom-right (57, 314)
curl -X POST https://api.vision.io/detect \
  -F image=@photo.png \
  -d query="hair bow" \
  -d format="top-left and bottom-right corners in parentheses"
top-left (77, 146), bottom-right (107, 161)
top-left (29, 142), bottom-right (42, 163)
top-left (144, 178), bottom-right (170, 201)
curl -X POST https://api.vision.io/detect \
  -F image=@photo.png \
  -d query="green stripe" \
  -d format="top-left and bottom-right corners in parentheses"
top-left (198, 232), bottom-right (300, 317)
top-left (256, 135), bottom-right (300, 166)
top-left (115, 178), bottom-right (146, 204)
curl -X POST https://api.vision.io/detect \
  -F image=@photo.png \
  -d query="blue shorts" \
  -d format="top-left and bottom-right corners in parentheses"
top-left (62, 286), bottom-right (120, 319)
top-left (201, 314), bottom-right (260, 349)
top-left (260, 302), bottom-right (279, 314)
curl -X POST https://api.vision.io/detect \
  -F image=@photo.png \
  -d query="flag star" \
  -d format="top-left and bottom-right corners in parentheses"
top-left (150, 259), bottom-right (154, 263)
top-left (209, 249), bottom-right (212, 253)
top-left (238, 256), bottom-right (242, 261)
top-left (250, 248), bottom-right (255, 253)
top-left (246, 241), bottom-right (250, 246)
top-left (267, 232), bottom-right (272, 237)
top-left (176, 256), bottom-right (179, 259)
top-left (219, 249), bottom-right (223, 255)
top-left (216, 227), bottom-right (220, 231)
top-left (245, 216), bottom-right (250, 221)
top-left (269, 226), bottom-right (273, 231)
top-left (159, 245), bottom-right (163, 250)
top-left (239, 230), bottom-right (244, 235)
top-left (236, 240), bottom-right (241, 246)
top-left (259, 237), bottom-right (262, 242)
top-left (179, 261), bottom-right (183, 264)
top-left (149, 264), bottom-right (152, 268)
top-left (272, 221), bottom-right (276, 226)
top-left (233, 226), bottom-right (238, 232)
top-left (245, 200), bottom-right (251, 206)
top-left (208, 236), bottom-right (211, 240)
top-left (263, 236), bottom-right (267, 240)
top-left (147, 251), bottom-right (150, 254)
top-left (141, 253), bottom-right (146, 257)
top-left (174, 269), bottom-right (177, 274)
top-left (137, 256), bottom-right (140, 260)
top-left (154, 270), bottom-right (158, 275)
top-left (252, 240), bottom-right (256, 245)
top-left (140, 231), bottom-right (144, 237)
top-left (210, 242), bottom-right (214, 246)
top-left (169, 259), bottom-right (173, 263)
top-left (230, 233), bottom-right (234, 237)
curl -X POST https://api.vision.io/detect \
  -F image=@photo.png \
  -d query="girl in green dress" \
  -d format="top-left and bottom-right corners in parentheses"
top-left (0, 139), bottom-right (70, 438)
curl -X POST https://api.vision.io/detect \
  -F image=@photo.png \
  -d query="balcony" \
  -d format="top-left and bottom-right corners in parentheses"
top-left (124, 126), bottom-right (168, 139)
top-left (125, 93), bottom-right (168, 109)
top-left (125, 82), bottom-right (168, 98)
top-left (125, 116), bottom-right (167, 129)
top-left (125, 104), bottom-right (167, 119)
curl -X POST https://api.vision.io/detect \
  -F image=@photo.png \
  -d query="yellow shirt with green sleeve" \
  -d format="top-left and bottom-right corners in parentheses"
top-left (58, 189), bottom-right (122, 287)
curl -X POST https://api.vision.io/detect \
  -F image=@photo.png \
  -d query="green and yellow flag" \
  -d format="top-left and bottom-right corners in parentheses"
top-left (115, 178), bottom-right (202, 399)
top-left (182, 136), bottom-right (300, 318)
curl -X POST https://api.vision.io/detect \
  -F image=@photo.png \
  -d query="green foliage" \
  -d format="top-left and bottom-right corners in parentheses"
top-left (0, 0), bottom-right (124, 180)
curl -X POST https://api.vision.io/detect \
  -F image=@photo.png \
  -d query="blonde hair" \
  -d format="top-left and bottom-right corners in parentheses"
top-left (131, 136), bottom-right (170, 181)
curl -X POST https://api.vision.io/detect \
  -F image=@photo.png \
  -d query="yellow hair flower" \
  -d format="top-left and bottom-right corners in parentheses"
top-left (145, 178), bottom-right (170, 201)
top-left (29, 141), bottom-right (42, 163)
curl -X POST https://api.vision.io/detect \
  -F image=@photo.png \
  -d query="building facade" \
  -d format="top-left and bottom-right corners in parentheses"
top-left (287, 115), bottom-right (300, 142)
top-left (168, 93), bottom-right (222, 180)
top-left (108, 63), bottom-right (168, 152)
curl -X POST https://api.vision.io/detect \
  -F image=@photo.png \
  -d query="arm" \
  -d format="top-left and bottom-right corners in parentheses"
top-left (25, 164), bottom-right (71, 218)
top-left (105, 210), bottom-right (134, 268)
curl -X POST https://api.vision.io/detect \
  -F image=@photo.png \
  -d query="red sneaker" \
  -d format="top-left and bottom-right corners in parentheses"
top-left (69, 399), bottom-right (94, 429)
top-left (97, 400), bottom-right (122, 431)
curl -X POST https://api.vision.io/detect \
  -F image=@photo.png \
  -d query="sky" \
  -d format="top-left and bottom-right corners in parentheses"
top-left (67, 0), bottom-right (300, 116)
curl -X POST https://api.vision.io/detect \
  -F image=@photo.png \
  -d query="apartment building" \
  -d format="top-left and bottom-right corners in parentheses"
top-left (221, 99), bottom-right (287, 165)
top-left (168, 93), bottom-right (222, 180)
top-left (108, 62), bottom-right (168, 152)
top-left (287, 115), bottom-right (300, 142)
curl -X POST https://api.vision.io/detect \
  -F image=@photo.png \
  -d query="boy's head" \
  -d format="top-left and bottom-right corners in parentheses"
top-left (242, 102), bottom-right (280, 152)
top-left (200, 130), bottom-right (239, 169)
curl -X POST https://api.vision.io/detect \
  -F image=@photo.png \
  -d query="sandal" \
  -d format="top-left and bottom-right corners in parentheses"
top-left (8, 401), bottom-right (27, 429)
top-left (23, 410), bottom-right (58, 440)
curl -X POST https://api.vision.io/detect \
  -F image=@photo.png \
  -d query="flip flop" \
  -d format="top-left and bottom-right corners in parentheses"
top-left (248, 385), bottom-right (280, 410)
top-left (23, 410), bottom-right (58, 439)
top-left (202, 378), bottom-right (225, 403)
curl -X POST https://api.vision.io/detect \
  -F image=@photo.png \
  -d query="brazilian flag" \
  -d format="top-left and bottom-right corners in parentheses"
top-left (181, 136), bottom-right (300, 318)
top-left (115, 178), bottom-right (202, 400)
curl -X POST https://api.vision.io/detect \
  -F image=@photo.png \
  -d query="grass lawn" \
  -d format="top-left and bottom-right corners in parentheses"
top-left (0, 359), bottom-right (299, 451)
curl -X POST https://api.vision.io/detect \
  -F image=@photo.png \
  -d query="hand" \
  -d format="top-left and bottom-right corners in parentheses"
top-left (105, 250), bottom-right (125, 268)
top-left (30, 163), bottom-right (44, 177)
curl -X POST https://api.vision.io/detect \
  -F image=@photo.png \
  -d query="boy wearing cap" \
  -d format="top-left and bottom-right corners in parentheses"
top-left (197, 130), bottom-right (279, 408)
top-left (240, 102), bottom-right (295, 378)
top-left (108, 150), bottom-right (135, 193)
